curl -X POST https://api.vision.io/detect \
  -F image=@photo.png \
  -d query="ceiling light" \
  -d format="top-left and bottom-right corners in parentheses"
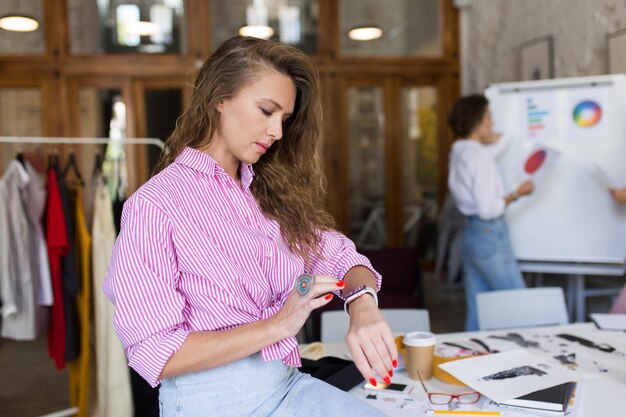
top-left (348, 25), bottom-right (383, 41)
top-left (239, 25), bottom-right (274, 39)
top-left (131, 21), bottom-right (159, 36)
top-left (0, 14), bottom-right (39, 32)
top-left (240, 0), bottom-right (273, 40)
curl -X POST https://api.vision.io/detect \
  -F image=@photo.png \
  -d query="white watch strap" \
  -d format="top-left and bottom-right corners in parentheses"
top-left (344, 287), bottom-right (378, 315)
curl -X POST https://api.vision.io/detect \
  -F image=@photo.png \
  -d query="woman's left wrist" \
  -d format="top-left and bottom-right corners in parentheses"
top-left (344, 286), bottom-right (378, 315)
top-left (349, 294), bottom-right (377, 311)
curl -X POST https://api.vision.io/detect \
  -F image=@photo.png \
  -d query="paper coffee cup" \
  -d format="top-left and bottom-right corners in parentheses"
top-left (403, 331), bottom-right (436, 380)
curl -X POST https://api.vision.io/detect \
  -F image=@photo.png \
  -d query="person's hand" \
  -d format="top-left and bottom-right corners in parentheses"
top-left (272, 274), bottom-right (343, 338)
top-left (609, 188), bottom-right (626, 204)
top-left (345, 296), bottom-right (397, 386)
top-left (516, 180), bottom-right (534, 197)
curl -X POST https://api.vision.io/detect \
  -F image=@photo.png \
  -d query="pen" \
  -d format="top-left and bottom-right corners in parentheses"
top-left (426, 411), bottom-right (500, 416)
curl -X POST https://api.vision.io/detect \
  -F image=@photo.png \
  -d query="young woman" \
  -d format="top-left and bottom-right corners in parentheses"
top-left (104, 36), bottom-right (395, 416)
top-left (447, 94), bottom-right (534, 331)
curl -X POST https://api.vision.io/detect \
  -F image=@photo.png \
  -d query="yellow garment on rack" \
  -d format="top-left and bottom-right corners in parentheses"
top-left (67, 185), bottom-right (93, 417)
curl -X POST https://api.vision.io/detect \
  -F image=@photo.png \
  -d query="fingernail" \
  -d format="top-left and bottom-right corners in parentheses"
top-left (389, 369), bottom-right (393, 377)
top-left (392, 359), bottom-right (398, 368)
top-left (336, 281), bottom-right (346, 287)
top-left (369, 378), bottom-right (377, 387)
top-left (384, 376), bottom-right (391, 385)
top-left (324, 294), bottom-right (333, 300)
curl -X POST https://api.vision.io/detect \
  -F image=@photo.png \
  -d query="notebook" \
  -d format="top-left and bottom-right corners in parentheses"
top-left (497, 382), bottom-right (577, 413)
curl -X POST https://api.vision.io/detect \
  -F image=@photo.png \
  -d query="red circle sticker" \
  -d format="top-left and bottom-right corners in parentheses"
top-left (524, 150), bottom-right (547, 174)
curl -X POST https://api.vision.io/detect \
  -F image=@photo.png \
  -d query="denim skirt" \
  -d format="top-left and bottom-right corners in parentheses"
top-left (159, 353), bottom-right (386, 417)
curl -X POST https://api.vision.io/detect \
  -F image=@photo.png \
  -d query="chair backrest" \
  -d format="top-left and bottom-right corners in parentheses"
top-left (476, 287), bottom-right (569, 331)
top-left (320, 308), bottom-right (430, 343)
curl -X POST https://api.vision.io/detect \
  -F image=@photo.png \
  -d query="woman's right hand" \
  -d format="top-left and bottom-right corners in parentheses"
top-left (272, 274), bottom-right (344, 338)
top-left (610, 188), bottom-right (626, 204)
top-left (516, 180), bottom-right (535, 197)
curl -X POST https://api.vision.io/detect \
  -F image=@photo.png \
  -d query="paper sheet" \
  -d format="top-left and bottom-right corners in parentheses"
top-left (592, 164), bottom-right (619, 189)
top-left (439, 350), bottom-right (574, 403)
top-left (590, 313), bottom-right (626, 331)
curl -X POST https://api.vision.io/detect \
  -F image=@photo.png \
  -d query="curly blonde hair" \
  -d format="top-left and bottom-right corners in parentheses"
top-left (154, 36), bottom-right (335, 262)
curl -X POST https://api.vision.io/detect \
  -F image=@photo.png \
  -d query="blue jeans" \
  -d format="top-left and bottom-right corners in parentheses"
top-left (159, 353), bottom-right (386, 417)
top-left (461, 216), bottom-right (526, 331)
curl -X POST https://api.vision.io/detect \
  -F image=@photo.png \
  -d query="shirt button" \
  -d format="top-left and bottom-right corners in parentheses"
top-left (266, 250), bottom-right (272, 258)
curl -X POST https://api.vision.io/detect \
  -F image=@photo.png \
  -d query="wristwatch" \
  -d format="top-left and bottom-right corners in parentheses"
top-left (343, 285), bottom-right (378, 315)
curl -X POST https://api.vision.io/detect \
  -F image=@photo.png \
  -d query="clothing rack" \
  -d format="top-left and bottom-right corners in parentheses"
top-left (0, 136), bottom-right (165, 150)
top-left (0, 136), bottom-right (164, 417)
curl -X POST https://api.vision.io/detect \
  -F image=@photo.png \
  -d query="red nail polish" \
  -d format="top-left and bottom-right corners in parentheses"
top-left (336, 281), bottom-right (346, 287)
top-left (392, 359), bottom-right (398, 368)
top-left (324, 294), bottom-right (333, 300)
top-left (384, 376), bottom-right (391, 385)
top-left (369, 378), bottom-right (377, 387)
top-left (389, 369), bottom-right (393, 377)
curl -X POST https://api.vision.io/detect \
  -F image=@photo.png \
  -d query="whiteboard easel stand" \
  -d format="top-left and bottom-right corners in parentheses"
top-left (519, 261), bottom-right (625, 322)
top-left (0, 136), bottom-right (165, 417)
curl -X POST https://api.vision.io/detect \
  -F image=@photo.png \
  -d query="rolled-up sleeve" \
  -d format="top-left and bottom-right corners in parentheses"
top-left (308, 229), bottom-right (382, 298)
top-left (103, 196), bottom-right (189, 387)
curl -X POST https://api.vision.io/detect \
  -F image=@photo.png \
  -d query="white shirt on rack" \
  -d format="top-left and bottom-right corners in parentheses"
top-left (448, 135), bottom-right (511, 221)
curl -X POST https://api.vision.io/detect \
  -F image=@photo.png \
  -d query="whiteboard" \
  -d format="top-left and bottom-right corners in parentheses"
top-left (485, 75), bottom-right (626, 264)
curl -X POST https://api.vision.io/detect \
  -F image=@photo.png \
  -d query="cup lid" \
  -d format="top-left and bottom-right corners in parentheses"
top-left (403, 331), bottom-right (436, 347)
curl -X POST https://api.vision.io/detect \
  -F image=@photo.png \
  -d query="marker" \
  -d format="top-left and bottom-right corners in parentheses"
top-left (426, 411), bottom-right (500, 416)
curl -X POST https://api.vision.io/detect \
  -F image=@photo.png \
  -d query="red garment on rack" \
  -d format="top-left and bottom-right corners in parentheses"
top-left (46, 169), bottom-right (69, 369)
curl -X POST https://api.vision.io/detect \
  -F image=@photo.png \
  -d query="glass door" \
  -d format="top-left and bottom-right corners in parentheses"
top-left (341, 75), bottom-right (441, 256)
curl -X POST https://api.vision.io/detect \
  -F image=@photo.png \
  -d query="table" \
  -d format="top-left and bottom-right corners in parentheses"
top-left (518, 261), bottom-right (625, 322)
top-left (300, 323), bottom-right (626, 417)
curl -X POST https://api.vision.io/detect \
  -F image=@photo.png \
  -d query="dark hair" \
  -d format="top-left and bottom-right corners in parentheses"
top-left (447, 94), bottom-right (489, 138)
top-left (154, 36), bottom-right (334, 262)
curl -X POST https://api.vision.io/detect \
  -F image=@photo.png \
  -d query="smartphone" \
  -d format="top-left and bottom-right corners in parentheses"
top-left (363, 381), bottom-right (411, 394)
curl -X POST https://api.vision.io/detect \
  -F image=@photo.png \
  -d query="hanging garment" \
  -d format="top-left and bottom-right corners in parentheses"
top-left (24, 162), bottom-right (53, 307)
top-left (92, 175), bottom-right (133, 417)
top-left (67, 185), bottom-right (93, 417)
top-left (0, 160), bottom-right (40, 340)
top-left (46, 168), bottom-right (70, 369)
top-left (57, 170), bottom-right (81, 362)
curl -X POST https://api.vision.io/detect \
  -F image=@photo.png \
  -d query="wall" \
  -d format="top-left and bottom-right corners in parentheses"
top-left (460, 0), bottom-right (626, 94)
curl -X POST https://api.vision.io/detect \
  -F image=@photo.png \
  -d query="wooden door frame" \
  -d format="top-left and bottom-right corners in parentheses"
top-left (336, 73), bottom-right (456, 246)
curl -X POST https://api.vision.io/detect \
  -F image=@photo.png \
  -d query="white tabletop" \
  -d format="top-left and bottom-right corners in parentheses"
top-left (299, 323), bottom-right (626, 417)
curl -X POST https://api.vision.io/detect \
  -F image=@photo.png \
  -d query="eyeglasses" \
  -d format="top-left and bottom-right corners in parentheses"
top-left (417, 371), bottom-right (481, 405)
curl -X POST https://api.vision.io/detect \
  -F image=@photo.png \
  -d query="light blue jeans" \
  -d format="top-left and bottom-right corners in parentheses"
top-left (159, 353), bottom-right (386, 417)
top-left (461, 216), bottom-right (526, 331)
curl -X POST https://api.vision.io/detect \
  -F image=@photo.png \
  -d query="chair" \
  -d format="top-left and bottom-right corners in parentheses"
top-left (320, 308), bottom-right (430, 343)
top-left (476, 287), bottom-right (569, 331)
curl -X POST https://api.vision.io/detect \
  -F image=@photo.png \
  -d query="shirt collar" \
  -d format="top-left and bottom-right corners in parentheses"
top-left (175, 147), bottom-right (256, 189)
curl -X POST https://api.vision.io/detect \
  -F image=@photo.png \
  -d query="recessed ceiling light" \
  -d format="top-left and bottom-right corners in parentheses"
top-left (239, 25), bottom-right (274, 40)
top-left (348, 25), bottom-right (383, 41)
top-left (131, 21), bottom-right (159, 36)
top-left (0, 15), bottom-right (39, 32)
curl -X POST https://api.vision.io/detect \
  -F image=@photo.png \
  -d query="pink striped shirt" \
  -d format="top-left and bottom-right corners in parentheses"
top-left (103, 147), bottom-right (381, 387)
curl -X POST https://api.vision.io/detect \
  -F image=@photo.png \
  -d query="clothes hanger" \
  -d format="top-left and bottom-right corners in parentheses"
top-left (91, 147), bottom-right (105, 183)
top-left (63, 147), bottom-right (85, 186)
top-left (47, 144), bottom-right (59, 170)
top-left (14, 143), bottom-right (26, 168)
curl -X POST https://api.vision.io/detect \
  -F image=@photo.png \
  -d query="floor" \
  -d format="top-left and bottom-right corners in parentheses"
top-left (0, 271), bottom-right (621, 416)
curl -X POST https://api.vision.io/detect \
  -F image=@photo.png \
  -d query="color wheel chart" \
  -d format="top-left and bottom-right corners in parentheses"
top-left (526, 97), bottom-right (551, 137)
top-left (572, 100), bottom-right (602, 127)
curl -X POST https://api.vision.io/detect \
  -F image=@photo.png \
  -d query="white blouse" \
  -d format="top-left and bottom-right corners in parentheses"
top-left (448, 135), bottom-right (511, 220)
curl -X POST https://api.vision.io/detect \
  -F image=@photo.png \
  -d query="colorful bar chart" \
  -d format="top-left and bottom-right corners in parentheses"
top-left (526, 97), bottom-right (550, 137)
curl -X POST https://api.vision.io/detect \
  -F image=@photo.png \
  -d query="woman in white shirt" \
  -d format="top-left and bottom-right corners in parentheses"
top-left (447, 94), bottom-right (534, 331)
